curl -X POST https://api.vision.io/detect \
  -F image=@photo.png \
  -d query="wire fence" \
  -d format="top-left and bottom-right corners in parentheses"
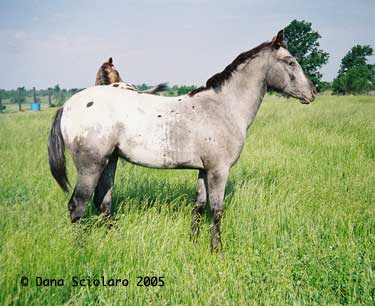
top-left (0, 87), bottom-right (74, 113)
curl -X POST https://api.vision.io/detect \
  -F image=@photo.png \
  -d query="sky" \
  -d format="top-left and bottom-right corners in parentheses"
top-left (0, 0), bottom-right (374, 89)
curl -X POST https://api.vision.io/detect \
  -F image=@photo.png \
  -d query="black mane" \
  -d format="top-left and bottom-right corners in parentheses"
top-left (189, 41), bottom-right (273, 96)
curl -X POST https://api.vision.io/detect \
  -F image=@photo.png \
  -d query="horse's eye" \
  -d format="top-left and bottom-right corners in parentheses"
top-left (289, 61), bottom-right (295, 67)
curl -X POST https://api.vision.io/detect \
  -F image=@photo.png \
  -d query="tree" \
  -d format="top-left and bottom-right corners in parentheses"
top-left (52, 84), bottom-right (67, 106)
top-left (137, 83), bottom-right (150, 91)
top-left (319, 81), bottom-right (332, 92)
top-left (53, 84), bottom-right (61, 94)
top-left (284, 20), bottom-right (329, 91)
top-left (338, 45), bottom-right (373, 75)
top-left (332, 45), bottom-right (375, 95)
top-left (177, 85), bottom-right (195, 96)
top-left (11, 87), bottom-right (26, 104)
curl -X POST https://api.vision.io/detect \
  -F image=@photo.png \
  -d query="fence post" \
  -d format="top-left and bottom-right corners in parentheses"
top-left (33, 86), bottom-right (37, 103)
top-left (0, 96), bottom-right (3, 113)
top-left (48, 90), bottom-right (52, 107)
top-left (17, 88), bottom-right (22, 111)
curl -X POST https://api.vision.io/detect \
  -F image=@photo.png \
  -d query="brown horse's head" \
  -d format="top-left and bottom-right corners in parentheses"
top-left (95, 57), bottom-right (123, 85)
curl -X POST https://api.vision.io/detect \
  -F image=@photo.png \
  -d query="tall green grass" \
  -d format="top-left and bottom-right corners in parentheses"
top-left (1, 95), bottom-right (374, 305)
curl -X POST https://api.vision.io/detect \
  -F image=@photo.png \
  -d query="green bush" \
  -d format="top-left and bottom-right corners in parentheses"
top-left (333, 66), bottom-right (375, 95)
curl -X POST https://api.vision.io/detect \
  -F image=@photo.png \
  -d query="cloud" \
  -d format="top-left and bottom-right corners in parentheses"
top-left (0, 0), bottom-right (374, 88)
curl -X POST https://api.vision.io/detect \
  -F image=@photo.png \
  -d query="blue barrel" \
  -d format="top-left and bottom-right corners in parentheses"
top-left (31, 102), bottom-right (41, 111)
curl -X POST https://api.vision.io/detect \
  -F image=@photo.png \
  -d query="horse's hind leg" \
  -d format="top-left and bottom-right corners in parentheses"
top-left (191, 170), bottom-right (208, 241)
top-left (93, 152), bottom-right (118, 216)
top-left (68, 160), bottom-right (106, 222)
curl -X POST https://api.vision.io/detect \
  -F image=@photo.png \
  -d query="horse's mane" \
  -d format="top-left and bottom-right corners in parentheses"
top-left (95, 58), bottom-right (122, 85)
top-left (95, 61), bottom-right (111, 85)
top-left (189, 41), bottom-right (274, 96)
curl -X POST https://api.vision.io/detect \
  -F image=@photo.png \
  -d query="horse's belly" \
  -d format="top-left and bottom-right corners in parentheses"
top-left (117, 127), bottom-right (202, 169)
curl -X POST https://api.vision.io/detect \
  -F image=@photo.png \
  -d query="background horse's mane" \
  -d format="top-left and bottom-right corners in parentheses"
top-left (95, 58), bottom-right (121, 85)
top-left (95, 61), bottom-right (111, 85)
top-left (189, 41), bottom-right (277, 96)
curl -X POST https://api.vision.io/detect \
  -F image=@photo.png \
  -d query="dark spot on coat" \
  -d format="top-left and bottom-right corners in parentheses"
top-left (157, 115), bottom-right (162, 118)
top-left (178, 98), bottom-right (182, 101)
top-left (192, 105), bottom-right (195, 109)
top-left (86, 101), bottom-right (94, 107)
top-left (170, 110), bottom-right (175, 113)
top-left (113, 84), bottom-right (119, 87)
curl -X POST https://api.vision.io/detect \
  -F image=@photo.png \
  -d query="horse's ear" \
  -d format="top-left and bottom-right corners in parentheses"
top-left (108, 57), bottom-right (113, 65)
top-left (272, 29), bottom-right (285, 49)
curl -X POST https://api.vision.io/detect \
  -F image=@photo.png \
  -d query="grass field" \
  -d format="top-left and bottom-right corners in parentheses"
top-left (1, 95), bottom-right (374, 305)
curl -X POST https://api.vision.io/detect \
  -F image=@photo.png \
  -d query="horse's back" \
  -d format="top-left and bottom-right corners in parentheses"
top-left (64, 85), bottom-right (173, 114)
top-left (61, 86), bottom-right (175, 137)
top-left (60, 86), bottom-right (203, 168)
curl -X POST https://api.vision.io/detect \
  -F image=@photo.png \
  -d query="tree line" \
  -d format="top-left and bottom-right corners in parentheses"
top-left (1, 19), bottom-right (374, 105)
top-left (0, 85), bottom-right (82, 106)
top-left (0, 84), bottom-right (196, 107)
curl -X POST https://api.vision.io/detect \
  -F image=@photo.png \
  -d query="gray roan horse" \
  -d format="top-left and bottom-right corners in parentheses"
top-left (48, 30), bottom-right (316, 251)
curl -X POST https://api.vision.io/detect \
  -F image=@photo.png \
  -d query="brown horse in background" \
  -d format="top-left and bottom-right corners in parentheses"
top-left (95, 57), bottom-right (167, 94)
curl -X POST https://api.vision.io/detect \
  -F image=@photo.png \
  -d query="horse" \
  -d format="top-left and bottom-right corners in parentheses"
top-left (48, 30), bottom-right (316, 251)
top-left (95, 57), bottom-right (167, 94)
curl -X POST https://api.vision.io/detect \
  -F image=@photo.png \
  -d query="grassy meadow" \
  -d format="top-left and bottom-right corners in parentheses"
top-left (0, 95), bottom-right (374, 305)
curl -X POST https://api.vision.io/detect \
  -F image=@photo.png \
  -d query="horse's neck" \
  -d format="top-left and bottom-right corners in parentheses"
top-left (217, 60), bottom-right (267, 138)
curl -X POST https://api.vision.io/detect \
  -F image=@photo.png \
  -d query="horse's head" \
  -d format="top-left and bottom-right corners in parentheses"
top-left (266, 30), bottom-right (316, 104)
top-left (95, 57), bottom-right (123, 85)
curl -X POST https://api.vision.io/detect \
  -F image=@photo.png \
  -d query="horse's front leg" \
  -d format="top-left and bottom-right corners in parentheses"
top-left (191, 170), bottom-right (208, 242)
top-left (207, 166), bottom-right (229, 252)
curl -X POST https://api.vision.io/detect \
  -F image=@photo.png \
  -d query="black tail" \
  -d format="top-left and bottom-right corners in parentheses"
top-left (48, 108), bottom-right (69, 192)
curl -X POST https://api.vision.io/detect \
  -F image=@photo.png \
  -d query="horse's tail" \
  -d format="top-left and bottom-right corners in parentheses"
top-left (48, 107), bottom-right (70, 193)
top-left (139, 83), bottom-right (168, 94)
